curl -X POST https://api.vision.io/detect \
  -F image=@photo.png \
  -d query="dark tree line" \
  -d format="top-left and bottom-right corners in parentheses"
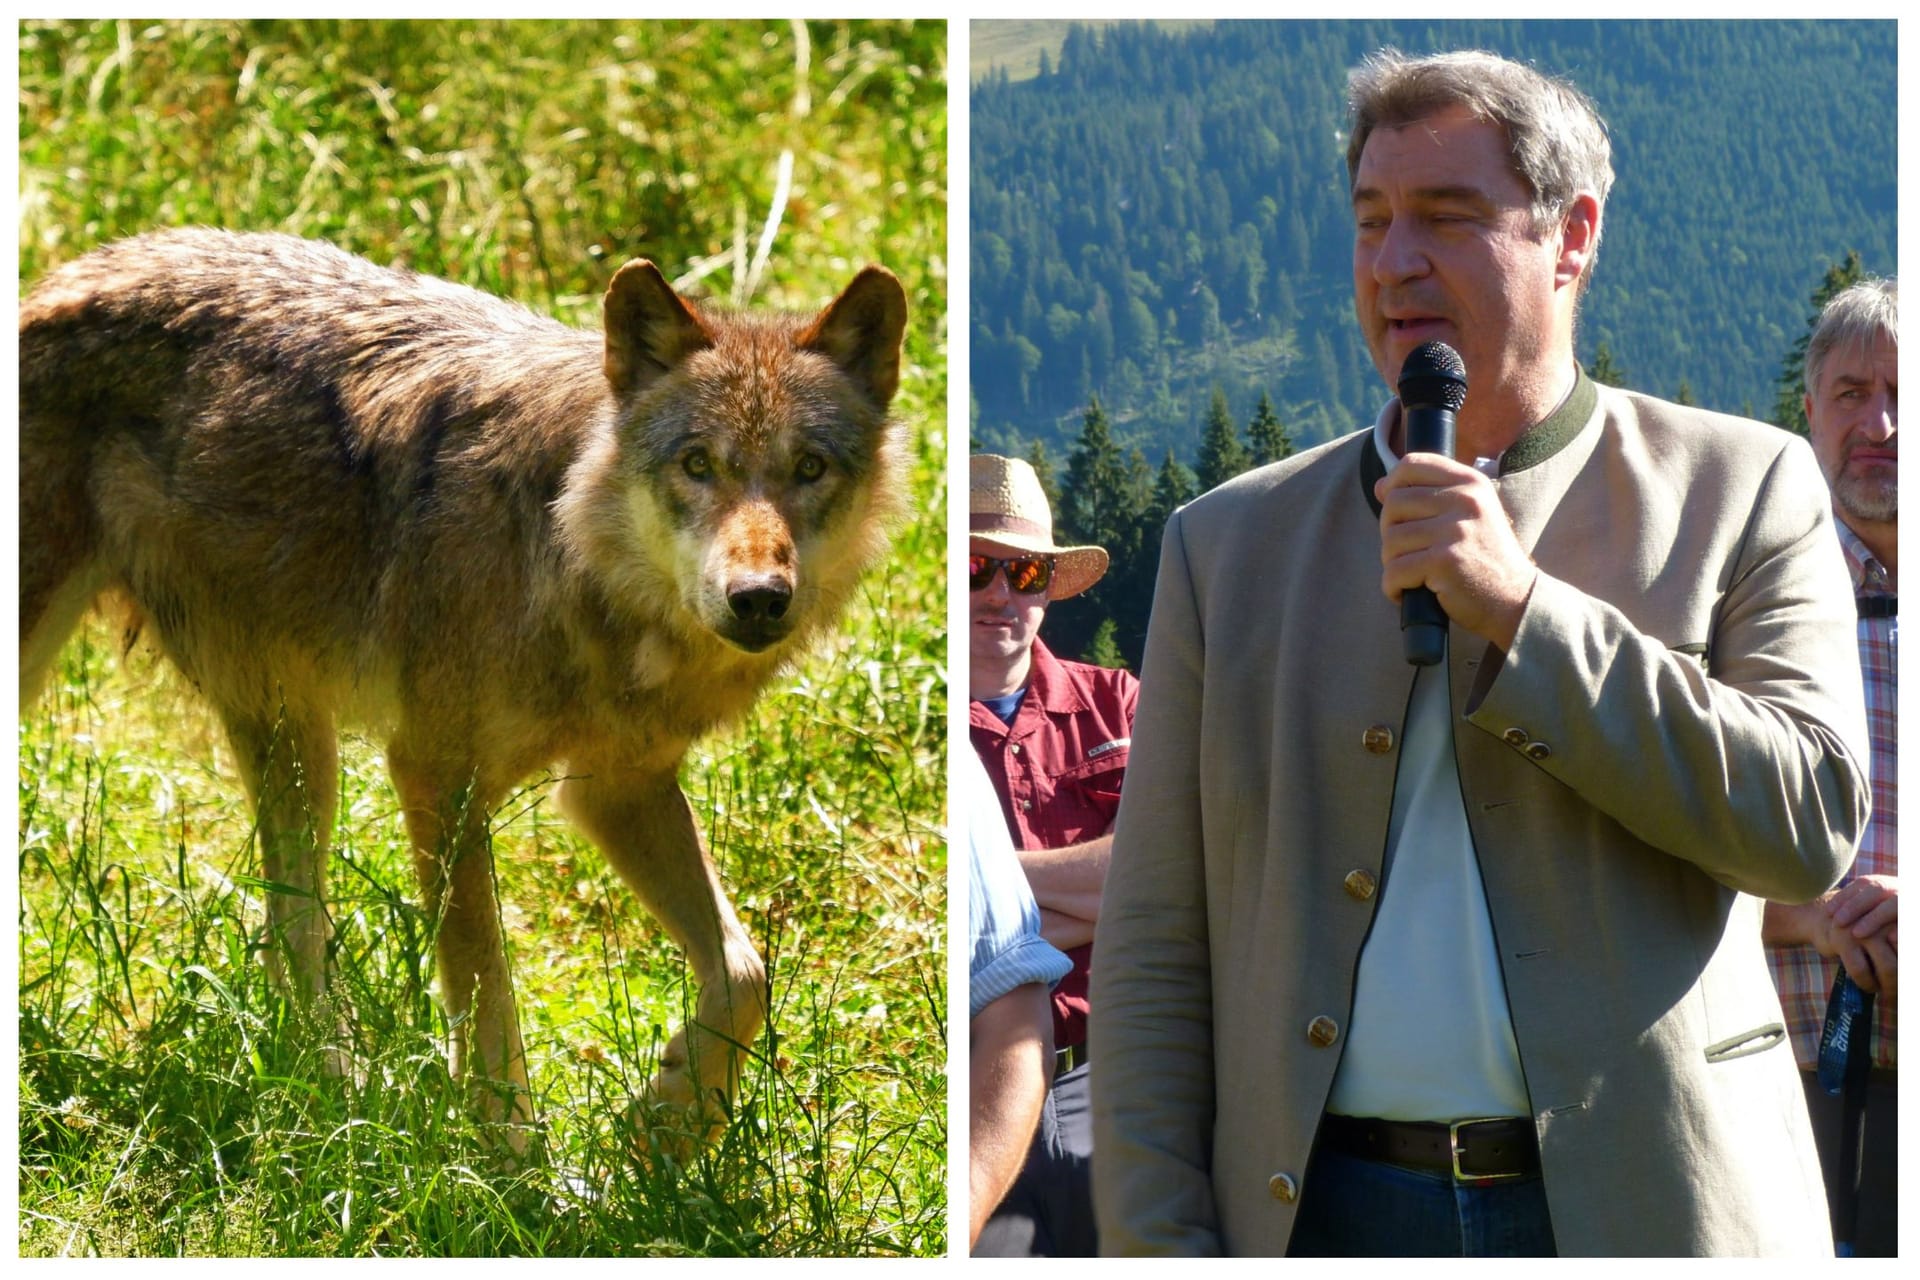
top-left (972, 20), bottom-right (1895, 467)
top-left (1036, 386), bottom-right (1292, 670)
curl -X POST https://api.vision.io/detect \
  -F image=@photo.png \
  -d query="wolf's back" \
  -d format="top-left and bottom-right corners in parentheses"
top-left (18, 229), bottom-right (605, 704)
top-left (22, 228), bottom-right (593, 440)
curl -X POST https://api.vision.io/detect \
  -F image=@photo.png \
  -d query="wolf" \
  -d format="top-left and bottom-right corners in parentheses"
top-left (18, 228), bottom-right (909, 1154)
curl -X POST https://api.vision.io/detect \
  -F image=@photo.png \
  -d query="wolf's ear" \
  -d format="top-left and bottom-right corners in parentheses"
top-left (603, 260), bottom-right (713, 396)
top-left (798, 266), bottom-right (908, 408)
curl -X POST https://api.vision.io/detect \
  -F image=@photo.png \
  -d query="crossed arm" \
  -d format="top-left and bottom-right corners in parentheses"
top-left (1018, 831), bottom-right (1113, 950)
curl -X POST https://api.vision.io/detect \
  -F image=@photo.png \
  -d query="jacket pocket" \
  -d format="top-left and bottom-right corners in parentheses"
top-left (1703, 1023), bottom-right (1786, 1063)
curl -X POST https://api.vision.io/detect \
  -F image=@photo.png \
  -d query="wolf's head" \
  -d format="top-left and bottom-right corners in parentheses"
top-left (560, 261), bottom-right (909, 658)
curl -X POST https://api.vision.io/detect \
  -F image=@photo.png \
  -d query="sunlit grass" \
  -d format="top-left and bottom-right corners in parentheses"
top-left (17, 17), bottom-right (947, 1258)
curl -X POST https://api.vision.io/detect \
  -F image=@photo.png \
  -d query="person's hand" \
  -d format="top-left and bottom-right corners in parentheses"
top-left (1375, 455), bottom-right (1537, 650)
top-left (1827, 874), bottom-right (1897, 1000)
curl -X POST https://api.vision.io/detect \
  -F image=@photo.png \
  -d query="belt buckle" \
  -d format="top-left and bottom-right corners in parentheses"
top-left (1449, 1117), bottom-right (1524, 1184)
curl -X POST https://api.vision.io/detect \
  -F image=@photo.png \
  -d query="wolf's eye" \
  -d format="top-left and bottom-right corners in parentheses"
top-left (795, 452), bottom-right (827, 483)
top-left (683, 448), bottom-right (713, 480)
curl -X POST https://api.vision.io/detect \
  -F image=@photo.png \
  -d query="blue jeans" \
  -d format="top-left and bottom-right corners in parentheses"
top-left (1285, 1146), bottom-right (1557, 1257)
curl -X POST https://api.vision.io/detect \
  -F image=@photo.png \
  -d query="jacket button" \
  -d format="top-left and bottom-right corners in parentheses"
top-left (1502, 726), bottom-right (1530, 747)
top-left (1343, 869), bottom-right (1377, 901)
top-left (1362, 724), bottom-right (1395, 754)
top-left (1010, 743), bottom-right (1021, 755)
top-left (1268, 1171), bottom-right (1298, 1203)
top-left (1306, 1015), bottom-right (1339, 1047)
top-left (1525, 740), bottom-right (1553, 761)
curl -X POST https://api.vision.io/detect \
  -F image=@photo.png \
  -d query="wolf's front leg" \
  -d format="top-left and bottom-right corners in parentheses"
top-left (557, 764), bottom-right (769, 1160)
top-left (223, 704), bottom-right (349, 1075)
top-left (388, 749), bottom-right (535, 1153)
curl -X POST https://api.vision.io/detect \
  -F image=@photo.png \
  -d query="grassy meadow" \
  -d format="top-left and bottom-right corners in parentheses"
top-left (16, 19), bottom-right (948, 1257)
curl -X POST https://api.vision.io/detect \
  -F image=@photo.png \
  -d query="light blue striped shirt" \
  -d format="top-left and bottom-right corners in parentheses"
top-left (967, 748), bottom-right (1071, 1020)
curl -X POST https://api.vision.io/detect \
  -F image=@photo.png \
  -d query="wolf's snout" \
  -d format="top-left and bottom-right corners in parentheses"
top-left (727, 575), bottom-right (792, 623)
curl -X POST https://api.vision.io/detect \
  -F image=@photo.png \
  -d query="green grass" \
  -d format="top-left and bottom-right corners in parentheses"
top-left (16, 18), bottom-right (948, 1257)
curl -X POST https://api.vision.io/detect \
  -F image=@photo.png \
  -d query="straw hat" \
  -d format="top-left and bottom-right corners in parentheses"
top-left (968, 454), bottom-right (1109, 600)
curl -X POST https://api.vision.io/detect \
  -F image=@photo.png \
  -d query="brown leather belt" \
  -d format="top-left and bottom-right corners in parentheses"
top-left (1319, 1114), bottom-right (1539, 1183)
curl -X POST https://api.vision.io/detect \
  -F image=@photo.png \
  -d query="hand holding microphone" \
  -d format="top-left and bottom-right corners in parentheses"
top-left (1376, 340), bottom-right (1537, 658)
top-left (1395, 342), bottom-right (1466, 666)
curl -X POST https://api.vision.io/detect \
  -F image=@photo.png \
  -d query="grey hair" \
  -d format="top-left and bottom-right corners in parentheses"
top-left (1345, 48), bottom-right (1614, 288)
top-left (1806, 276), bottom-right (1898, 394)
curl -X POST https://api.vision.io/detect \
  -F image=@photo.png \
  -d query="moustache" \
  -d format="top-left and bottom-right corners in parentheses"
top-left (1376, 291), bottom-right (1451, 319)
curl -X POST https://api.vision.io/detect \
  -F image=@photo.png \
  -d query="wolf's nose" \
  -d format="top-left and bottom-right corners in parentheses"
top-left (728, 578), bottom-right (792, 622)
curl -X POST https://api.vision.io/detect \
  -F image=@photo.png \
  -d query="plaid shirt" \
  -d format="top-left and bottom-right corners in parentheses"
top-left (1766, 519), bottom-right (1897, 1070)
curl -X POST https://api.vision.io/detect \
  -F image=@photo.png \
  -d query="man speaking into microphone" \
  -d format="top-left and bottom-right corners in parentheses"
top-left (1090, 48), bottom-right (1868, 1256)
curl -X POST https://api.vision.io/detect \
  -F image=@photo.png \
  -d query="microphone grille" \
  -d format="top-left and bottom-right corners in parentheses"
top-left (1398, 340), bottom-right (1468, 412)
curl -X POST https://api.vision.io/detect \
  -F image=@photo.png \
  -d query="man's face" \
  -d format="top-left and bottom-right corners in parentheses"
top-left (1352, 106), bottom-right (1570, 423)
top-left (1806, 331), bottom-right (1897, 528)
top-left (969, 539), bottom-right (1048, 673)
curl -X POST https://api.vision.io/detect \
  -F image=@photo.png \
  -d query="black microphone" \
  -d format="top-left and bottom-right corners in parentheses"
top-left (1396, 341), bottom-right (1468, 667)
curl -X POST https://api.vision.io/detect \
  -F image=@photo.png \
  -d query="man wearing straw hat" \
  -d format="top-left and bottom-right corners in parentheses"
top-left (969, 453), bottom-right (1138, 1257)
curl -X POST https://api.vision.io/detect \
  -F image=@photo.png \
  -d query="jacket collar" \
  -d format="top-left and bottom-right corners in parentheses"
top-left (1359, 368), bottom-right (1598, 515)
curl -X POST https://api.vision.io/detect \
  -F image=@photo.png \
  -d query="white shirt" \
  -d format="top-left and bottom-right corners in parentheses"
top-left (1324, 403), bottom-right (1531, 1122)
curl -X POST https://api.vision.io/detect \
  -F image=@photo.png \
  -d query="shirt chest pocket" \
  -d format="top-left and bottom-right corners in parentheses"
top-left (1039, 747), bottom-right (1129, 844)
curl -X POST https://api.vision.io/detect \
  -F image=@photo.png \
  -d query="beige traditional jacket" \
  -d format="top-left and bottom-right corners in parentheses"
top-left (1089, 375), bottom-right (1869, 1257)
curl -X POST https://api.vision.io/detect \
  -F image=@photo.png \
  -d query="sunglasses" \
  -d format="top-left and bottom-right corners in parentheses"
top-left (969, 553), bottom-right (1055, 594)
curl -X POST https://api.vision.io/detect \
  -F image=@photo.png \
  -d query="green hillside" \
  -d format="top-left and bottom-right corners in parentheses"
top-left (969, 18), bottom-right (1211, 83)
top-left (970, 20), bottom-right (1896, 470)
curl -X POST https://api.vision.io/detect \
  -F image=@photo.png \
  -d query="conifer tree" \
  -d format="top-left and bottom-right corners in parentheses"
top-left (1083, 617), bottom-right (1129, 671)
top-left (1061, 394), bottom-right (1130, 554)
top-left (1116, 444), bottom-right (1156, 578)
top-left (1024, 438), bottom-right (1062, 514)
top-left (1049, 396), bottom-right (1152, 666)
top-left (1105, 445), bottom-right (1160, 670)
top-left (1196, 386), bottom-right (1250, 492)
top-left (1149, 448), bottom-right (1199, 522)
top-left (1313, 333), bottom-right (1343, 414)
top-left (1123, 445), bottom-right (1155, 520)
top-left (1245, 388), bottom-right (1293, 466)
top-left (1586, 339), bottom-right (1626, 387)
top-left (1192, 283), bottom-right (1223, 347)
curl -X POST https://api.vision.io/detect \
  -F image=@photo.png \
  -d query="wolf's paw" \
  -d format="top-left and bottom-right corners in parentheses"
top-left (269, 989), bottom-right (363, 1085)
top-left (463, 1080), bottom-right (541, 1169)
top-left (318, 1038), bottom-right (358, 1083)
top-left (626, 1072), bottom-right (726, 1170)
top-left (480, 1116), bottom-right (545, 1171)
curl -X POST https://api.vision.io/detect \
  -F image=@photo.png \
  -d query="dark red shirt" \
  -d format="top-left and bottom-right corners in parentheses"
top-left (970, 637), bottom-right (1138, 1050)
